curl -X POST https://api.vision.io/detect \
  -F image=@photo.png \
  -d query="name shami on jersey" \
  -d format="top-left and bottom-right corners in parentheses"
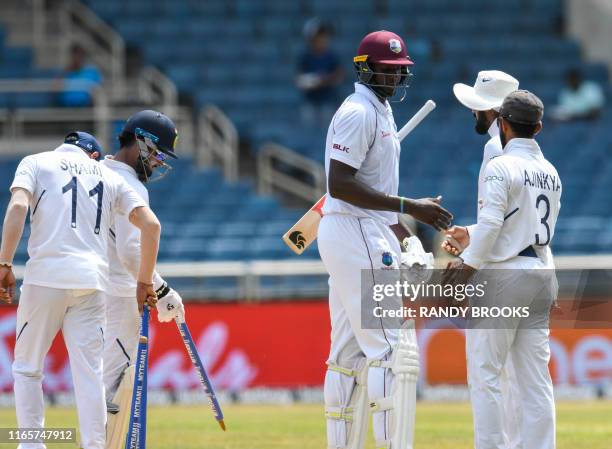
top-left (60, 158), bottom-right (102, 177)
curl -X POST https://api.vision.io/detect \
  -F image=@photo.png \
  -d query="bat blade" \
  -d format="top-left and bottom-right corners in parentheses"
top-left (125, 308), bottom-right (149, 449)
top-left (281, 100), bottom-right (436, 255)
top-left (281, 195), bottom-right (326, 255)
top-left (106, 365), bottom-right (136, 449)
top-left (176, 319), bottom-right (225, 430)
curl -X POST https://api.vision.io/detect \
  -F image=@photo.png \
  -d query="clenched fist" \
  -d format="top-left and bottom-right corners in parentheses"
top-left (136, 281), bottom-right (157, 314)
top-left (441, 226), bottom-right (470, 256)
top-left (0, 265), bottom-right (16, 304)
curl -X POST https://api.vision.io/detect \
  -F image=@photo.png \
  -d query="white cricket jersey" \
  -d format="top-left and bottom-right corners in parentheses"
top-left (465, 121), bottom-right (504, 236)
top-left (322, 82), bottom-right (400, 226)
top-left (10, 144), bottom-right (146, 290)
top-left (102, 156), bottom-right (164, 297)
top-left (477, 121), bottom-right (504, 215)
top-left (462, 138), bottom-right (562, 269)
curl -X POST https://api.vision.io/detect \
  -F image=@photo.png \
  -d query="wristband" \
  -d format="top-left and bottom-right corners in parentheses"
top-left (156, 282), bottom-right (170, 299)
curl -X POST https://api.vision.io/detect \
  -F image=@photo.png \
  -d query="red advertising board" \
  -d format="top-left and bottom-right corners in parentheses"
top-left (0, 301), bottom-right (610, 392)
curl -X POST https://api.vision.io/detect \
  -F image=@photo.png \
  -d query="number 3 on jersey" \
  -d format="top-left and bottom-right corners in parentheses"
top-left (535, 194), bottom-right (550, 246)
top-left (62, 176), bottom-right (104, 234)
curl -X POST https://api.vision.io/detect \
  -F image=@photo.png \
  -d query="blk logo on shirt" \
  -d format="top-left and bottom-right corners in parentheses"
top-left (333, 143), bottom-right (350, 153)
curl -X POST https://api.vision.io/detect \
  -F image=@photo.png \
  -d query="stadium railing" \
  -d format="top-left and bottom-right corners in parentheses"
top-left (197, 104), bottom-right (239, 181)
top-left (11, 255), bottom-right (612, 301)
top-left (257, 142), bottom-right (325, 202)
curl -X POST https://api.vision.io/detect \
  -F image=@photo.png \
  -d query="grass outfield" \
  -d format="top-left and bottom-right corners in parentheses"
top-left (0, 402), bottom-right (611, 448)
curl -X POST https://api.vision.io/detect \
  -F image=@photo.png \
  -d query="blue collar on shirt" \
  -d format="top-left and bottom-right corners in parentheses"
top-left (354, 82), bottom-right (390, 115)
top-left (504, 138), bottom-right (542, 155)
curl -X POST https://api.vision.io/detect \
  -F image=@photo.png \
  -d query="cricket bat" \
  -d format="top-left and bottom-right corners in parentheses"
top-left (105, 365), bottom-right (136, 449)
top-left (282, 100), bottom-right (437, 255)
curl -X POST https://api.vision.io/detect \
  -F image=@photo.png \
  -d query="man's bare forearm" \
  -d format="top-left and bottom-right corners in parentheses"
top-left (330, 176), bottom-right (402, 212)
top-left (328, 159), bottom-right (452, 231)
top-left (129, 206), bottom-right (161, 285)
top-left (0, 190), bottom-right (30, 263)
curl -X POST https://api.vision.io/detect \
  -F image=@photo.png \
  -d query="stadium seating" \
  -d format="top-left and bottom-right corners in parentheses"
top-left (0, 26), bottom-right (61, 107)
top-left (1, 1), bottom-right (611, 258)
top-left (0, 156), bottom-right (312, 264)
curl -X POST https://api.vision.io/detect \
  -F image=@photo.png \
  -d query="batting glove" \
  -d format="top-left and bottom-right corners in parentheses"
top-left (155, 283), bottom-right (185, 323)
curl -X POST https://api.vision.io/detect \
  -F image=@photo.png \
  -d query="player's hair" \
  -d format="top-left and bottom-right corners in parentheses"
top-left (118, 130), bottom-right (136, 149)
top-left (506, 121), bottom-right (539, 138)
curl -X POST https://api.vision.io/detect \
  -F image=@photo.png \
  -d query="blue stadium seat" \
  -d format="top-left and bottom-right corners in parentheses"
top-left (12, 93), bottom-right (55, 108)
top-left (1, 47), bottom-right (32, 66)
top-left (70, 0), bottom-right (612, 258)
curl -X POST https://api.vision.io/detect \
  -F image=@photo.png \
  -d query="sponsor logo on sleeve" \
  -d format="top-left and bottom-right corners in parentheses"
top-left (332, 143), bottom-right (350, 153)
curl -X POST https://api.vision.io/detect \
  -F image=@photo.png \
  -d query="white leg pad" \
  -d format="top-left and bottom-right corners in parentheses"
top-left (369, 320), bottom-right (419, 449)
top-left (324, 358), bottom-right (369, 449)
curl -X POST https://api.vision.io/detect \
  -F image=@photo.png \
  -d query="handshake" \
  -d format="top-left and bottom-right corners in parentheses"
top-left (440, 226), bottom-right (470, 256)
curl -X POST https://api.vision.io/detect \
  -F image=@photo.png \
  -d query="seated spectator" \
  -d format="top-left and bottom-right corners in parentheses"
top-left (295, 19), bottom-right (344, 127)
top-left (551, 68), bottom-right (605, 121)
top-left (58, 44), bottom-right (103, 107)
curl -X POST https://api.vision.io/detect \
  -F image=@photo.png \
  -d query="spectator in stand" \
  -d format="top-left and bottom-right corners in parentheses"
top-left (295, 19), bottom-right (344, 127)
top-left (551, 68), bottom-right (605, 121)
top-left (58, 44), bottom-right (103, 107)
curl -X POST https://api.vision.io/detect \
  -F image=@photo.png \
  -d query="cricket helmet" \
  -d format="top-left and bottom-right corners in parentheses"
top-left (354, 30), bottom-right (414, 101)
top-left (120, 110), bottom-right (178, 183)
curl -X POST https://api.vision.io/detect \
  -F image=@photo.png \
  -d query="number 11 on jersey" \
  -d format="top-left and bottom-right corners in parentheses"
top-left (62, 176), bottom-right (104, 234)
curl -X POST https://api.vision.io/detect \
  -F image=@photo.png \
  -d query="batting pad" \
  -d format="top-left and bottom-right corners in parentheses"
top-left (106, 364), bottom-right (135, 449)
top-left (369, 320), bottom-right (419, 449)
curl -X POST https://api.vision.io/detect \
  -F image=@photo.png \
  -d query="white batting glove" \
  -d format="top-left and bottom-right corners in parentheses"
top-left (156, 286), bottom-right (185, 323)
top-left (401, 236), bottom-right (435, 284)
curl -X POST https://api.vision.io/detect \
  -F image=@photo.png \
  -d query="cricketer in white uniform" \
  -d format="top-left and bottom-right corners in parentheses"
top-left (318, 30), bottom-right (452, 449)
top-left (444, 90), bottom-right (561, 449)
top-left (449, 70), bottom-right (524, 449)
top-left (101, 111), bottom-right (185, 407)
top-left (0, 132), bottom-right (161, 449)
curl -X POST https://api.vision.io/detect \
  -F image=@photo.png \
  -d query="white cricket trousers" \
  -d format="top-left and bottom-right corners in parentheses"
top-left (102, 294), bottom-right (139, 401)
top-left (13, 285), bottom-right (106, 449)
top-left (500, 355), bottom-right (523, 449)
top-left (318, 214), bottom-right (403, 448)
top-left (467, 259), bottom-right (556, 449)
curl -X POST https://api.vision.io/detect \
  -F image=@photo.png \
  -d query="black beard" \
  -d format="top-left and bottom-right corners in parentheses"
top-left (474, 118), bottom-right (490, 135)
top-left (135, 157), bottom-right (153, 183)
top-left (499, 127), bottom-right (508, 148)
top-left (370, 84), bottom-right (395, 100)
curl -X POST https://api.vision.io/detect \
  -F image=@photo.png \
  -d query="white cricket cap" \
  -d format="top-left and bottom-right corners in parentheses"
top-left (453, 70), bottom-right (520, 111)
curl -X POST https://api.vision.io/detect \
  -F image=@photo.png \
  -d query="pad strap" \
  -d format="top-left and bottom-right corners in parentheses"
top-left (369, 360), bottom-right (392, 369)
top-left (325, 405), bottom-right (354, 422)
top-left (327, 362), bottom-right (358, 378)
